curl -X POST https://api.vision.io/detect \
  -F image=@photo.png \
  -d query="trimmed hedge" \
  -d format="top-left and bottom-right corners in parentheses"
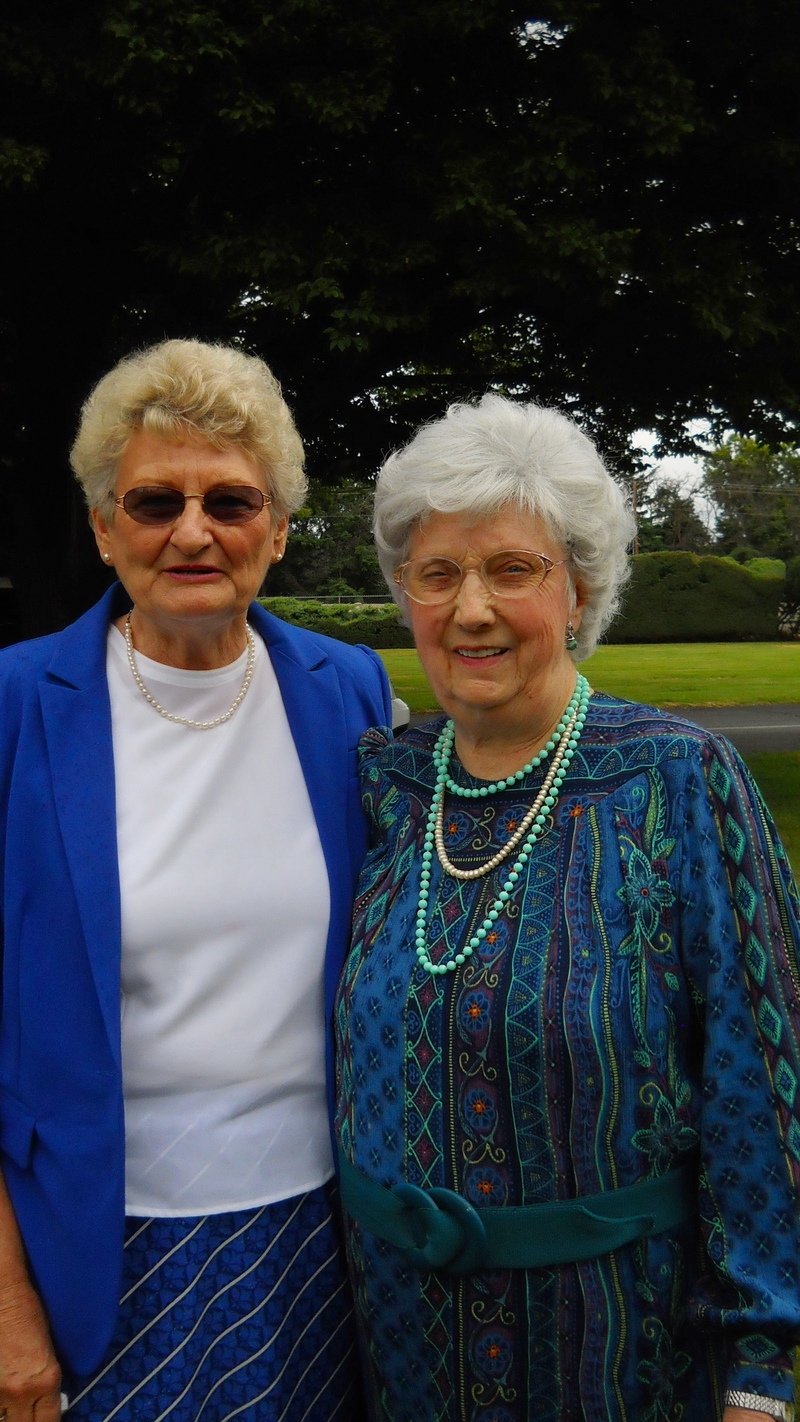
top-left (744, 556), bottom-right (786, 579)
top-left (262, 554), bottom-right (786, 647)
top-left (607, 553), bottom-right (784, 643)
top-left (259, 597), bottom-right (414, 648)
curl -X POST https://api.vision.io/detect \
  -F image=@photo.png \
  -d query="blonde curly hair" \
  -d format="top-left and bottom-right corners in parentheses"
top-left (70, 339), bottom-right (307, 520)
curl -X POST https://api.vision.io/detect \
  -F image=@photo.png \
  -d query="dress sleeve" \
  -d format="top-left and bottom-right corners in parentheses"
top-left (358, 726), bottom-right (400, 837)
top-left (678, 735), bottom-right (800, 1404)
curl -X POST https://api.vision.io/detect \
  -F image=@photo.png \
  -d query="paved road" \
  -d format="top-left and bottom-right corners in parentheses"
top-left (408, 704), bottom-right (800, 753)
top-left (661, 704), bottom-right (800, 754)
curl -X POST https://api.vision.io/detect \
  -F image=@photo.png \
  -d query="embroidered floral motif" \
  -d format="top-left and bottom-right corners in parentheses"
top-left (618, 845), bottom-right (676, 944)
top-left (636, 1318), bottom-right (691, 1422)
top-left (478, 918), bottom-right (510, 960)
top-left (615, 773), bottom-right (681, 1066)
top-left (496, 806), bottom-right (528, 842)
top-left (460, 990), bottom-right (492, 1034)
top-left (632, 1085), bottom-right (699, 1175)
top-left (465, 1165), bottom-right (507, 1205)
top-left (473, 1330), bottom-right (513, 1378)
top-left (441, 810), bottom-right (473, 848)
top-left (463, 1085), bottom-right (498, 1134)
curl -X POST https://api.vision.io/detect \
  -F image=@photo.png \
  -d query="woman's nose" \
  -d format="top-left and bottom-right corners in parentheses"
top-left (170, 497), bottom-right (214, 550)
top-left (453, 568), bottom-right (495, 626)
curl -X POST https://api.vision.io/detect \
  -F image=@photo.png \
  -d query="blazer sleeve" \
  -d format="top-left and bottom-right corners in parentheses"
top-left (348, 645), bottom-right (395, 745)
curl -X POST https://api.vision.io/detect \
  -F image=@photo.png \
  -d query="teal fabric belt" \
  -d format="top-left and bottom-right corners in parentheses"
top-left (338, 1148), bottom-right (695, 1275)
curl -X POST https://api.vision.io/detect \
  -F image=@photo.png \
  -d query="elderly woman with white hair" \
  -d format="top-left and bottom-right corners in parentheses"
top-left (334, 396), bottom-right (800, 1422)
top-left (0, 339), bottom-right (390, 1421)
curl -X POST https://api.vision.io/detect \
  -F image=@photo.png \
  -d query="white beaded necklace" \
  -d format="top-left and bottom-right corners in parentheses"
top-left (124, 613), bottom-right (257, 730)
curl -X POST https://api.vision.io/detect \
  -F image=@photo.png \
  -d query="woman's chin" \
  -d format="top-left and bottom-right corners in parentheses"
top-left (147, 584), bottom-right (237, 623)
top-left (442, 676), bottom-right (516, 716)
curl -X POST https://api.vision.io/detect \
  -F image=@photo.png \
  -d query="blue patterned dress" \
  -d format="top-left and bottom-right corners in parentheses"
top-left (335, 695), bottom-right (800, 1422)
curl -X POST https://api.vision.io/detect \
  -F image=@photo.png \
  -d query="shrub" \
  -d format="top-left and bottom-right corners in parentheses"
top-left (744, 556), bottom-right (786, 579)
top-left (259, 597), bottom-right (414, 648)
top-left (606, 553), bottom-right (784, 643)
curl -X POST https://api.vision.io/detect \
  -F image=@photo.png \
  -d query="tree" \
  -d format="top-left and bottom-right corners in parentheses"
top-left (702, 437), bottom-right (800, 560)
top-left (266, 481), bottom-right (384, 598)
top-left (636, 484), bottom-right (710, 554)
top-left (2, 0), bottom-right (800, 632)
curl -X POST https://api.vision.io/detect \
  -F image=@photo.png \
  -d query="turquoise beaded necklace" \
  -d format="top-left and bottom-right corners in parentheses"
top-left (434, 675), bottom-right (586, 799)
top-left (415, 673), bottom-right (591, 976)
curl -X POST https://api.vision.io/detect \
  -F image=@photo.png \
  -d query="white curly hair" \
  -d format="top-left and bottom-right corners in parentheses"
top-left (372, 394), bottom-right (635, 660)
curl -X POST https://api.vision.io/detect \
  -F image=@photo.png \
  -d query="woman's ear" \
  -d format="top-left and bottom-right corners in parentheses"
top-left (572, 577), bottom-right (589, 622)
top-left (91, 508), bottom-right (113, 566)
top-left (271, 514), bottom-right (289, 562)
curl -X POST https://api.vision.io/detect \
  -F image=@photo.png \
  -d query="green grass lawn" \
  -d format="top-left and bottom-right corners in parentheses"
top-left (744, 752), bottom-right (800, 874)
top-left (379, 642), bottom-right (800, 711)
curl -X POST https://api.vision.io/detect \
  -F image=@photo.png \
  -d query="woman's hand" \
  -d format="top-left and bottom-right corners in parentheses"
top-left (0, 1279), bottom-right (61, 1420)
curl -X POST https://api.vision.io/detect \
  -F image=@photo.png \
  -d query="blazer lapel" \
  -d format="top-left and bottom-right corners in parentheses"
top-left (39, 590), bottom-right (123, 1063)
top-left (250, 606), bottom-right (351, 1019)
top-left (252, 605), bottom-right (349, 873)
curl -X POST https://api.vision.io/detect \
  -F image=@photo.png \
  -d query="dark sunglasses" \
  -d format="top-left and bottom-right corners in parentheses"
top-left (115, 485), bottom-right (271, 526)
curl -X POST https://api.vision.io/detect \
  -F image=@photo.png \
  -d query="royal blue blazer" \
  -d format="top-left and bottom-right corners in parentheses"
top-left (0, 586), bottom-right (392, 1377)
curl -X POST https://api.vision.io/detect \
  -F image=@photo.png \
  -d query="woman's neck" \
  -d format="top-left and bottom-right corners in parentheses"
top-left (449, 675), bottom-right (579, 781)
top-left (116, 610), bottom-right (250, 670)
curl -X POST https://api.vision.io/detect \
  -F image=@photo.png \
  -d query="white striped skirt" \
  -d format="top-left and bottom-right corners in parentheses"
top-left (62, 1183), bottom-right (362, 1422)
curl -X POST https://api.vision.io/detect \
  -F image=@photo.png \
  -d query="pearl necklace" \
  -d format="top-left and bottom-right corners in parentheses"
top-left (125, 613), bottom-right (257, 730)
top-left (415, 674), bottom-right (590, 976)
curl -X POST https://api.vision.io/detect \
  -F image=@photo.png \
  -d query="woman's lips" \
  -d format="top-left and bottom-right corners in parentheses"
top-left (452, 646), bottom-right (509, 665)
top-left (163, 566), bottom-right (223, 580)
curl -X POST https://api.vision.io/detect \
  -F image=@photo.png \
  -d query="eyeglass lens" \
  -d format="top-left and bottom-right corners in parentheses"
top-left (400, 551), bottom-right (550, 603)
top-left (121, 486), bottom-right (267, 526)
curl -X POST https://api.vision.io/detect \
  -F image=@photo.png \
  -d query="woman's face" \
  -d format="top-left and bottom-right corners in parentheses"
top-left (92, 428), bottom-right (288, 631)
top-left (403, 507), bottom-right (584, 722)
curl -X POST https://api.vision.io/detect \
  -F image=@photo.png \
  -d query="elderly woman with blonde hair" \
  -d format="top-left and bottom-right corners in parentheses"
top-left (0, 339), bottom-right (390, 1420)
top-left (335, 396), bottom-right (800, 1422)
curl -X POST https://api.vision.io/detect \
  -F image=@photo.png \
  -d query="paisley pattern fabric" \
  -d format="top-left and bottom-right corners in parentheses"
top-left (334, 695), bottom-right (800, 1422)
top-left (63, 1184), bottom-right (362, 1422)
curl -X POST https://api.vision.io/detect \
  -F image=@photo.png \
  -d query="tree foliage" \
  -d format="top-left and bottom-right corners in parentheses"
top-left (266, 480), bottom-right (384, 598)
top-left (2, 0), bottom-right (800, 631)
top-left (702, 437), bottom-right (800, 561)
top-left (636, 483), bottom-right (710, 554)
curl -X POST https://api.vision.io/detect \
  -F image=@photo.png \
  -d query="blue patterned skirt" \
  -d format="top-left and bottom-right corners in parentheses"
top-left (63, 1182), bottom-right (363, 1422)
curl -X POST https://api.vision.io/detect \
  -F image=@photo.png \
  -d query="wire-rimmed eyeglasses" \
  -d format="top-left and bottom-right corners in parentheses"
top-left (394, 550), bottom-right (565, 605)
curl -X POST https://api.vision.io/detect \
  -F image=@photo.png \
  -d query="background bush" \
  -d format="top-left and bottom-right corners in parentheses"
top-left (259, 598), bottom-right (413, 648)
top-left (607, 553), bottom-right (784, 643)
